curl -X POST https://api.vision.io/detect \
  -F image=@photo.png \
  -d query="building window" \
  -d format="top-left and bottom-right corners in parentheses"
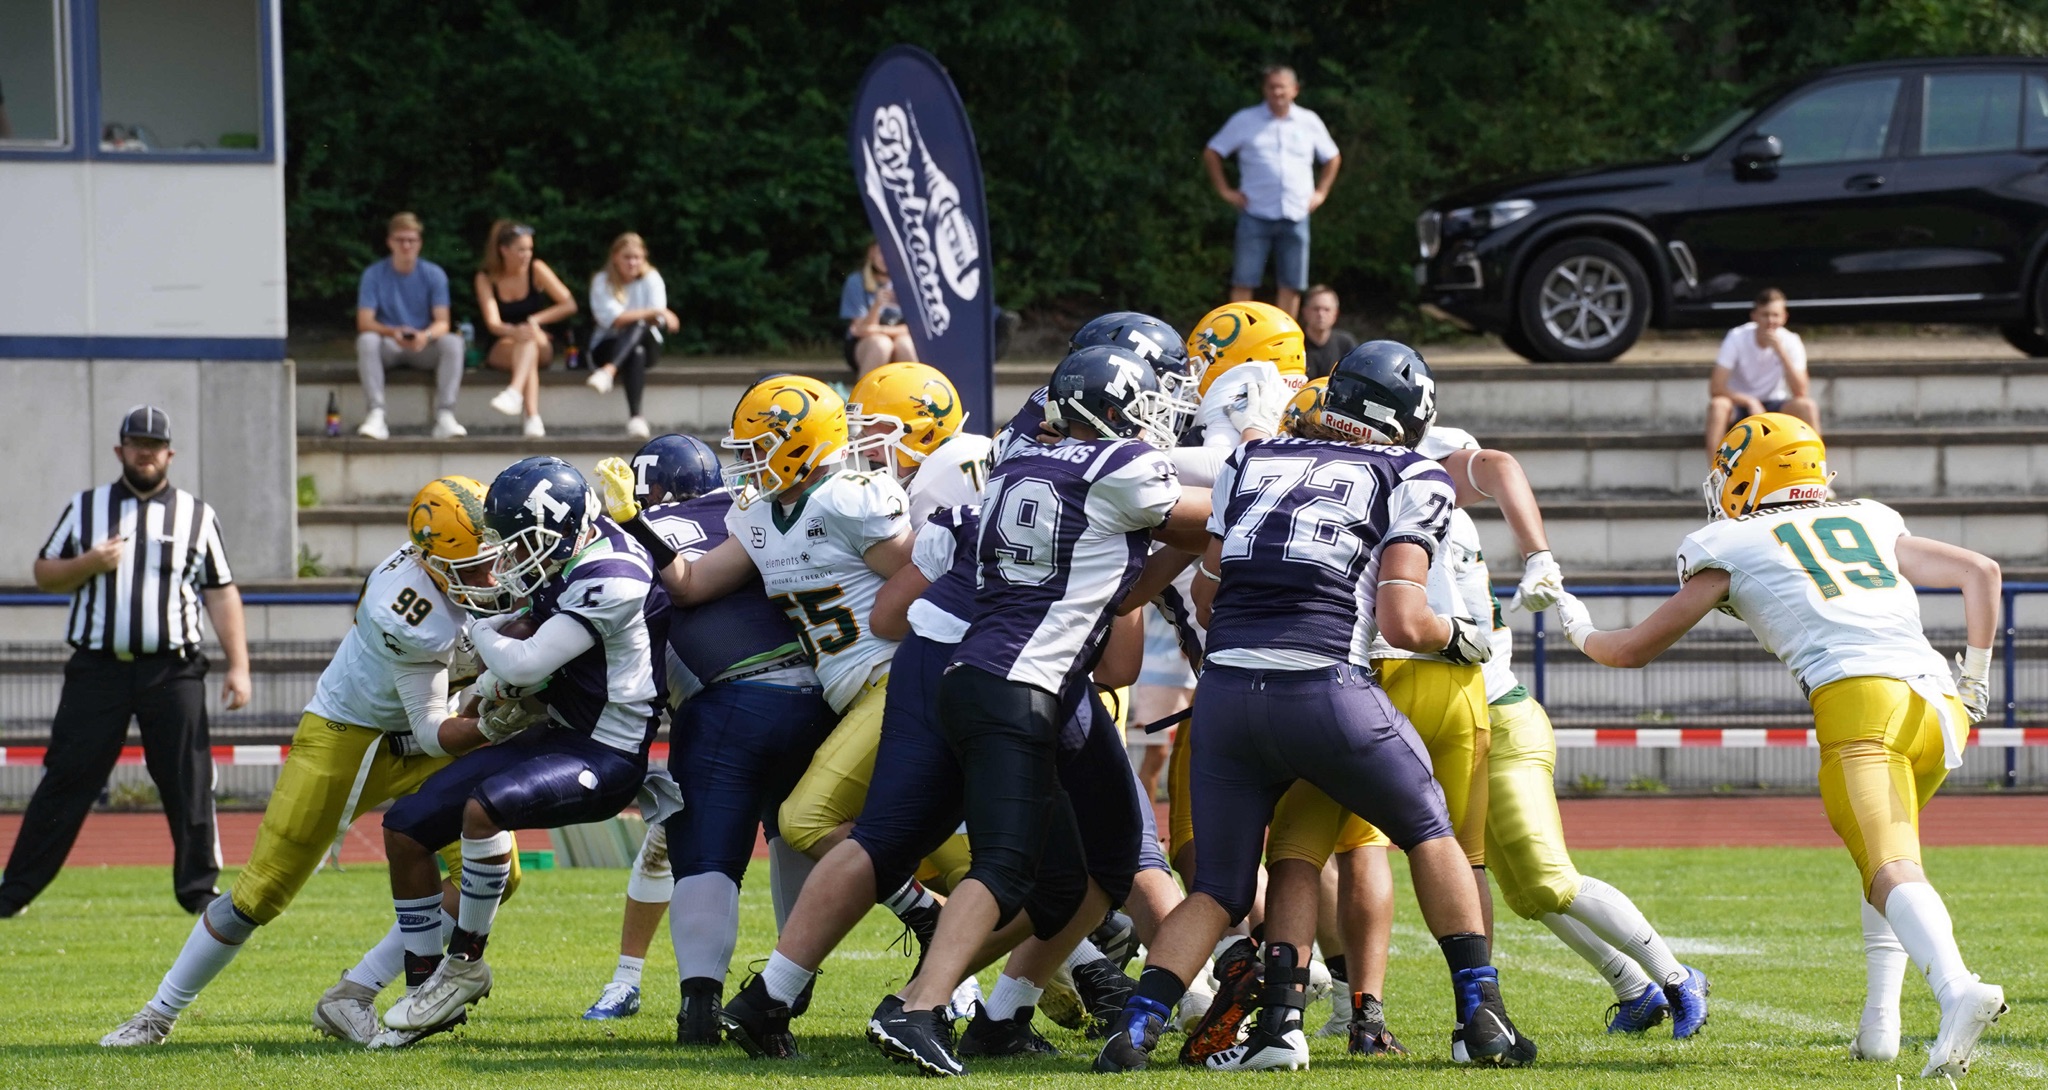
top-left (96, 0), bottom-right (263, 155)
top-left (0, 0), bottom-right (72, 149)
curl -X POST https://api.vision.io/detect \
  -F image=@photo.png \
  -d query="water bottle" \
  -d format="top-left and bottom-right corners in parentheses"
top-left (458, 320), bottom-right (480, 369)
top-left (324, 390), bottom-right (341, 437)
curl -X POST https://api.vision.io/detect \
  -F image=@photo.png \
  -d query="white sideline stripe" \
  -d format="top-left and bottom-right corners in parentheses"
top-left (1556, 730), bottom-right (1595, 748)
top-left (1664, 938), bottom-right (1764, 956)
top-left (232, 745), bottom-right (284, 766)
top-left (1637, 729), bottom-right (1681, 748)
top-left (1722, 729), bottom-right (1767, 747)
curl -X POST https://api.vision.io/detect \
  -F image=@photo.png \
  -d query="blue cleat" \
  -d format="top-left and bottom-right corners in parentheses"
top-left (582, 982), bottom-right (641, 1020)
top-left (1605, 985), bottom-right (1670, 1033)
top-left (1663, 965), bottom-right (1709, 1039)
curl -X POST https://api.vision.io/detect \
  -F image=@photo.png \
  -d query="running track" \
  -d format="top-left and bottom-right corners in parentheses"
top-left (4, 795), bottom-right (2045, 867)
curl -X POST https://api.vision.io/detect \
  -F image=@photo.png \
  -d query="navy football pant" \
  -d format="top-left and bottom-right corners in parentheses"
top-left (1190, 664), bottom-right (1453, 923)
top-left (383, 728), bottom-right (645, 851)
top-left (664, 679), bottom-right (834, 884)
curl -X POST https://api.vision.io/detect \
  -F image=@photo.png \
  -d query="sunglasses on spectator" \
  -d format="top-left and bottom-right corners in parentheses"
top-left (498, 224), bottom-right (536, 245)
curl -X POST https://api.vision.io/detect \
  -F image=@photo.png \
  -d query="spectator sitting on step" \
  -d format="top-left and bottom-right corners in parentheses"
top-left (840, 241), bottom-right (918, 378)
top-left (585, 232), bottom-right (680, 441)
top-left (1300, 284), bottom-right (1358, 380)
top-left (1707, 287), bottom-right (1818, 457)
top-left (355, 212), bottom-right (466, 440)
top-left (478, 219), bottom-right (577, 438)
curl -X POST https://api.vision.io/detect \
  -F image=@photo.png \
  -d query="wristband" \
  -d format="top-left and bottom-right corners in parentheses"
top-left (1197, 563), bottom-right (1222, 582)
top-left (1962, 645), bottom-right (1993, 677)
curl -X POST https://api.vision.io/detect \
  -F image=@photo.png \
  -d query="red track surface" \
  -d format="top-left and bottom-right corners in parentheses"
top-left (3, 794), bottom-right (2044, 867)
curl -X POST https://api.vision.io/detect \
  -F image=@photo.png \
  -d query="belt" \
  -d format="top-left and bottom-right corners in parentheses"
top-left (80, 646), bottom-right (194, 663)
top-left (710, 651), bottom-right (810, 686)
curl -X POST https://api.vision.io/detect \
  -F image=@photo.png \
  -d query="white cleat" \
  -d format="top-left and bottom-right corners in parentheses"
top-left (383, 955), bottom-right (491, 1031)
top-left (367, 1009), bottom-right (468, 1050)
top-left (1848, 1009), bottom-right (1900, 1062)
top-left (1205, 1024), bottom-right (1310, 1071)
top-left (100, 1005), bottom-right (177, 1047)
top-left (1306, 957), bottom-right (1333, 1008)
top-left (1922, 977), bottom-right (2007, 1078)
top-left (946, 975), bottom-right (985, 1023)
top-left (312, 974), bottom-right (381, 1044)
top-left (1315, 994), bottom-right (1353, 1038)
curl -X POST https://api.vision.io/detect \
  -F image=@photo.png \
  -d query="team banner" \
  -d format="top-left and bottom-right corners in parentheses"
top-left (849, 44), bottom-right (995, 428)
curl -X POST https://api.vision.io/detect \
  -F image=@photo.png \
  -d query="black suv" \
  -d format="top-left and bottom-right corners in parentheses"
top-left (1416, 56), bottom-right (2048, 361)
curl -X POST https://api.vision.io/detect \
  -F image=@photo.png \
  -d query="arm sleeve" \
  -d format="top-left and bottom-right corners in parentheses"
top-left (1205, 449), bottom-right (1244, 538)
top-left (471, 612), bottom-right (598, 686)
top-left (911, 519), bottom-right (960, 582)
top-left (1171, 445), bottom-right (1228, 489)
top-left (590, 274), bottom-right (625, 332)
top-left (38, 498), bottom-right (79, 560)
top-left (195, 506), bottom-right (234, 587)
top-left (1095, 447), bottom-right (1182, 534)
top-left (1380, 462), bottom-right (1456, 559)
top-left (392, 662), bottom-right (453, 758)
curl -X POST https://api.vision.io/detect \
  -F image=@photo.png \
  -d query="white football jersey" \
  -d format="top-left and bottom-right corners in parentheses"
top-left (906, 430), bottom-right (993, 529)
top-left (1444, 509), bottom-right (1521, 701)
top-left (307, 547), bottom-right (467, 733)
top-left (1678, 498), bottom-right (1951, 694)
top-left (1367, 424), bottom-right (1482, 665)
top-left (727, 468), bottom-right (910, 712)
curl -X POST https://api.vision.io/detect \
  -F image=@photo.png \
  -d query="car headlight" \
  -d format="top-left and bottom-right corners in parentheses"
top-left (1444, 199), bottom-right (1536, 235)
top-left (1416, 210), bottom-right (1441, 260)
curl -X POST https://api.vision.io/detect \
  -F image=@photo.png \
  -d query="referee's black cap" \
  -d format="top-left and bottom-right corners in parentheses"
top-left (118, 404), bottom-right (173, 443)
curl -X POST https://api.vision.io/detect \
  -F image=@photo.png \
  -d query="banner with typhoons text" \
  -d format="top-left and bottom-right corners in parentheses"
top-left (849, 45), bottom-right (994, 429)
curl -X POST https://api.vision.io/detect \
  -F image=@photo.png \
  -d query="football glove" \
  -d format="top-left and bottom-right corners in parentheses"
top-left (1227, 369), bottom-right (1287, 438)
top-left (594, 456), bottom-right (641, 523)
top-left (1554, 591), bottom-right (1597, 653)
top-left (1438, 615), bottom-right (1494, 665)
top-left (471, 668), bottom-right (542, 704)
top-left (1510, 550), bottom-right (1564, 612)
top-left (477, 695), bottom-right (547, 743)
top-left (1956, 646), bottom-right (1993, 723)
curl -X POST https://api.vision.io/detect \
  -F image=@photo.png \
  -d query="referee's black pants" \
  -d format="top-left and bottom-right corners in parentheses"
top-left (0, 650), bottom-right (219, 914)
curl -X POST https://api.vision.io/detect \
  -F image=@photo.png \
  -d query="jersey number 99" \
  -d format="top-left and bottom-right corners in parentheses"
top-left (390, 586), bottom-right (434, 625)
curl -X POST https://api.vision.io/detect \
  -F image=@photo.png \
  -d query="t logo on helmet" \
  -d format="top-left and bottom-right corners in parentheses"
top-left (526, 479), bottom-right (571, 524)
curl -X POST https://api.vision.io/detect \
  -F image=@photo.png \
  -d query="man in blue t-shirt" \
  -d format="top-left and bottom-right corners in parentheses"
top-left (355, 212), bottom-right (466, 441)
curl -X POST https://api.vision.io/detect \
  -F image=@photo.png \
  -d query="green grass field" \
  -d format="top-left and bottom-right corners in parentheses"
top-left (1, 847), bottom-right (2040, 1088)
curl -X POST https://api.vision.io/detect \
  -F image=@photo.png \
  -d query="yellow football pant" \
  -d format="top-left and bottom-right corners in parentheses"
top-left (1812, 676), bottom-right (1968, 896)
top-left (914, 832), bottom-right (974, 896)
top-left (1168, 718), bottom-right (1193, 861)
top-left (1482, 694), bottom-right (1583, 919)
top-left (1265, 659), bottom-right (1489, 868)
top-left (778, 676), bottom-right (892, 855)
top-left (232, 712), bottom-right (520, 925)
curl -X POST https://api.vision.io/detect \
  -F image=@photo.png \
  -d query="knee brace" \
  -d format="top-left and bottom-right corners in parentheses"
top-left (205, 893), bottom-right (260, 944)
top-left (627, 822), bottom-right (676, 903)
top-left (462, 830), bottom-right (514, 860)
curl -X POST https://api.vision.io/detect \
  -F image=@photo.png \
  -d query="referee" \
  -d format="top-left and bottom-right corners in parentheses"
top-left (0, 406), bottom-right (251, 917)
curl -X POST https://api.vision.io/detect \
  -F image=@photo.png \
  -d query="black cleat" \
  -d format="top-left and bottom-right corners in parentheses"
top-left (1072, 957), bottom-right (1138, 1039)
top-left (1180, 938), bottom-right (1261, 1065)
top-left (868, 996), bottom-right (965, 1077)
top-left (1093, 995), bottom-right (1171, 1073)
top-left (677, 976), bottom-right (723, 1045)
top-left (719, 974), bottom-right (798, 1059)
top-left (957, 1002), bottom-right (1057, 1058)
top-left (1089, 911), bottom-right (1139, 971)
top-left (1451, 968), bottom-right (1537, 1067)
top-left (1349, 994), bottom-right (1409, 1056)
top-left (898, 900), bottom-right (942, 979)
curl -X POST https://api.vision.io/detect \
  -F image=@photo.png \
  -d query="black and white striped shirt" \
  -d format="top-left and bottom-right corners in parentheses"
top-left (39, 482), bottom-right (235, 656)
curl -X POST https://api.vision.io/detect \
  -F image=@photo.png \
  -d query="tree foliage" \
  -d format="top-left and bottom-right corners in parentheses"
top-left (283, 0), bottom-right (2048, 350)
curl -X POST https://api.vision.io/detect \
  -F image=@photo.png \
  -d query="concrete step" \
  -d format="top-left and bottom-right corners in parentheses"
top-left (296, 435), bottom-right (716, 506)
top-left (294, 359), bottom-right (1048, 438)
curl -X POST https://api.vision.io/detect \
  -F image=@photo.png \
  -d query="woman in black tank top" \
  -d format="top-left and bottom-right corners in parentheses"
top-left (476, 219), bottom-right (577, 436)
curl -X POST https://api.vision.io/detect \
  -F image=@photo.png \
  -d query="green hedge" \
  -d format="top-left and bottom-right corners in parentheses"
top-left (284, 0), bottom-right (2047, 351)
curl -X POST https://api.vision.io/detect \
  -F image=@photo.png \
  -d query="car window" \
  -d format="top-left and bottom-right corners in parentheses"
top-left (2025, 75), bottom-right (2048, 150)
top-left (1765, 77), bottom-right (1900, 166)
top-left (1922, 72), bottom-right (2021, 155)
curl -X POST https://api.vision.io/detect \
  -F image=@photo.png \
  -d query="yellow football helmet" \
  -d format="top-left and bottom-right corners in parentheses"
top-left (723, 375), bottom-right (849, 508)
top-left (1186, 300), bottom-right (1308, 396)
top-left (1280, 377), bottom-right (1336, 438)
top-left (1705, 412), bottom-right (1833, 520)
top-left (408, 476), bottom-right (507, 614)
top-left (848, 362), bottom-right (966, 478)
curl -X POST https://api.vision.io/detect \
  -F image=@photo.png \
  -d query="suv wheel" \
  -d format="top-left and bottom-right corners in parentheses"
top-left (2003, 268), bottom-right (2048, 356)
top-left (1516, 238), bottom-right (1649, 362)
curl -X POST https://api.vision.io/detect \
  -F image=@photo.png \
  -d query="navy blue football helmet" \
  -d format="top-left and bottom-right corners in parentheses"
top-left (1044, 345), bottom-right (1176, 448)
top-left (631, 434), bottom-right (722, 506)
top-left (1322, 340), bottom-right (1439, 448)
top-left (485, 456), bottom-right (601, 599)
top-left (1070, 311), bottom-right (1196, 437)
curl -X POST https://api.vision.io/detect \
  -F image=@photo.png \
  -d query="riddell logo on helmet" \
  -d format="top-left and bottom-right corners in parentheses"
top-left (1786, 485), bottom-right (1828, 500)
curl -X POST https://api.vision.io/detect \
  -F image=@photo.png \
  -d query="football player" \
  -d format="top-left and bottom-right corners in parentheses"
top-left (375, 457), bottom-right (670, 1043)
top-left (994, 311), bottom-right (1198, 465)
top-left (100, 478), bottom-right (516, 1047)
top-left (579, 434), bottom-right (834, 1041)
top-left (1555, 414), bottom-right (2006, 1078)
top-left (847, 361), bottom-right (993, 528)
top-left (1095, 344), bottom-right (1537, 1074)
top-left (866, 345), bottom-right (1211, 1077)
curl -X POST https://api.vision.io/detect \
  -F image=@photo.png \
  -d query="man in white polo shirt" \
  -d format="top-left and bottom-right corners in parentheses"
top-left (1203, 66), bottom-right (1341, 318)
top-left (1706, 287), bottom-right (1820, 457)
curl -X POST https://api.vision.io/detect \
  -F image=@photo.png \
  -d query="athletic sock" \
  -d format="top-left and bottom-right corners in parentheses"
top-left (1325, 954), bottom-right (1348, 988)
top-left (150, 915), bottom-right (245, 1014)
top-left (1860, 899), bottom-right (1907, 1026)
top-left (395, 894), bottom-right (444, 960)
top-left (1135, 965), bottom-right (1190, 1010)
top-left (612, 954), bottom-right (646, 989)
top-left (345, 921), bottom-right (407, 991)
top-left (1883, 882), bottom-right (1973, 1007)
top-left (1064, 938), bottom-right (1106, 972)
top-left (762, 950), bottom-right (815, 1006)
top-left (671, 871), bottom-right (742, 984)
top-left (454, 840), bottom-right (512, 960)
top-left (882, 878), bottom-right (937, 919)
top-left (766, 838), bottom-right (815, 932)
top-left (1563, 875), bottom-right (1686, 986)
top-left (1541, 911), bottom-right (1658, 1000)
top-left (984, 973), bottom-right (1044, 1021)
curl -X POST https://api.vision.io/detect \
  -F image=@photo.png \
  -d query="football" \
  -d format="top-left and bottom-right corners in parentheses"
top-left (497, 613), bottom-right (538, 640)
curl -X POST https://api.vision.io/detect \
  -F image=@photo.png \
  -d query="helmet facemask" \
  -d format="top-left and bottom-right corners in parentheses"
top-left (423, 545), bottom-right (512, 616)
top-left (844, 411), bottom-right (913, 479)
top-left (490, 524), bottom-right (565, 602)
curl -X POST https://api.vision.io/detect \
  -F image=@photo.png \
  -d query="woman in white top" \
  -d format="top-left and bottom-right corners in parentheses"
top-left (1706, 286), bottom-right (1819, 456)
top-left (586, 232), bottom-right (681, 439)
